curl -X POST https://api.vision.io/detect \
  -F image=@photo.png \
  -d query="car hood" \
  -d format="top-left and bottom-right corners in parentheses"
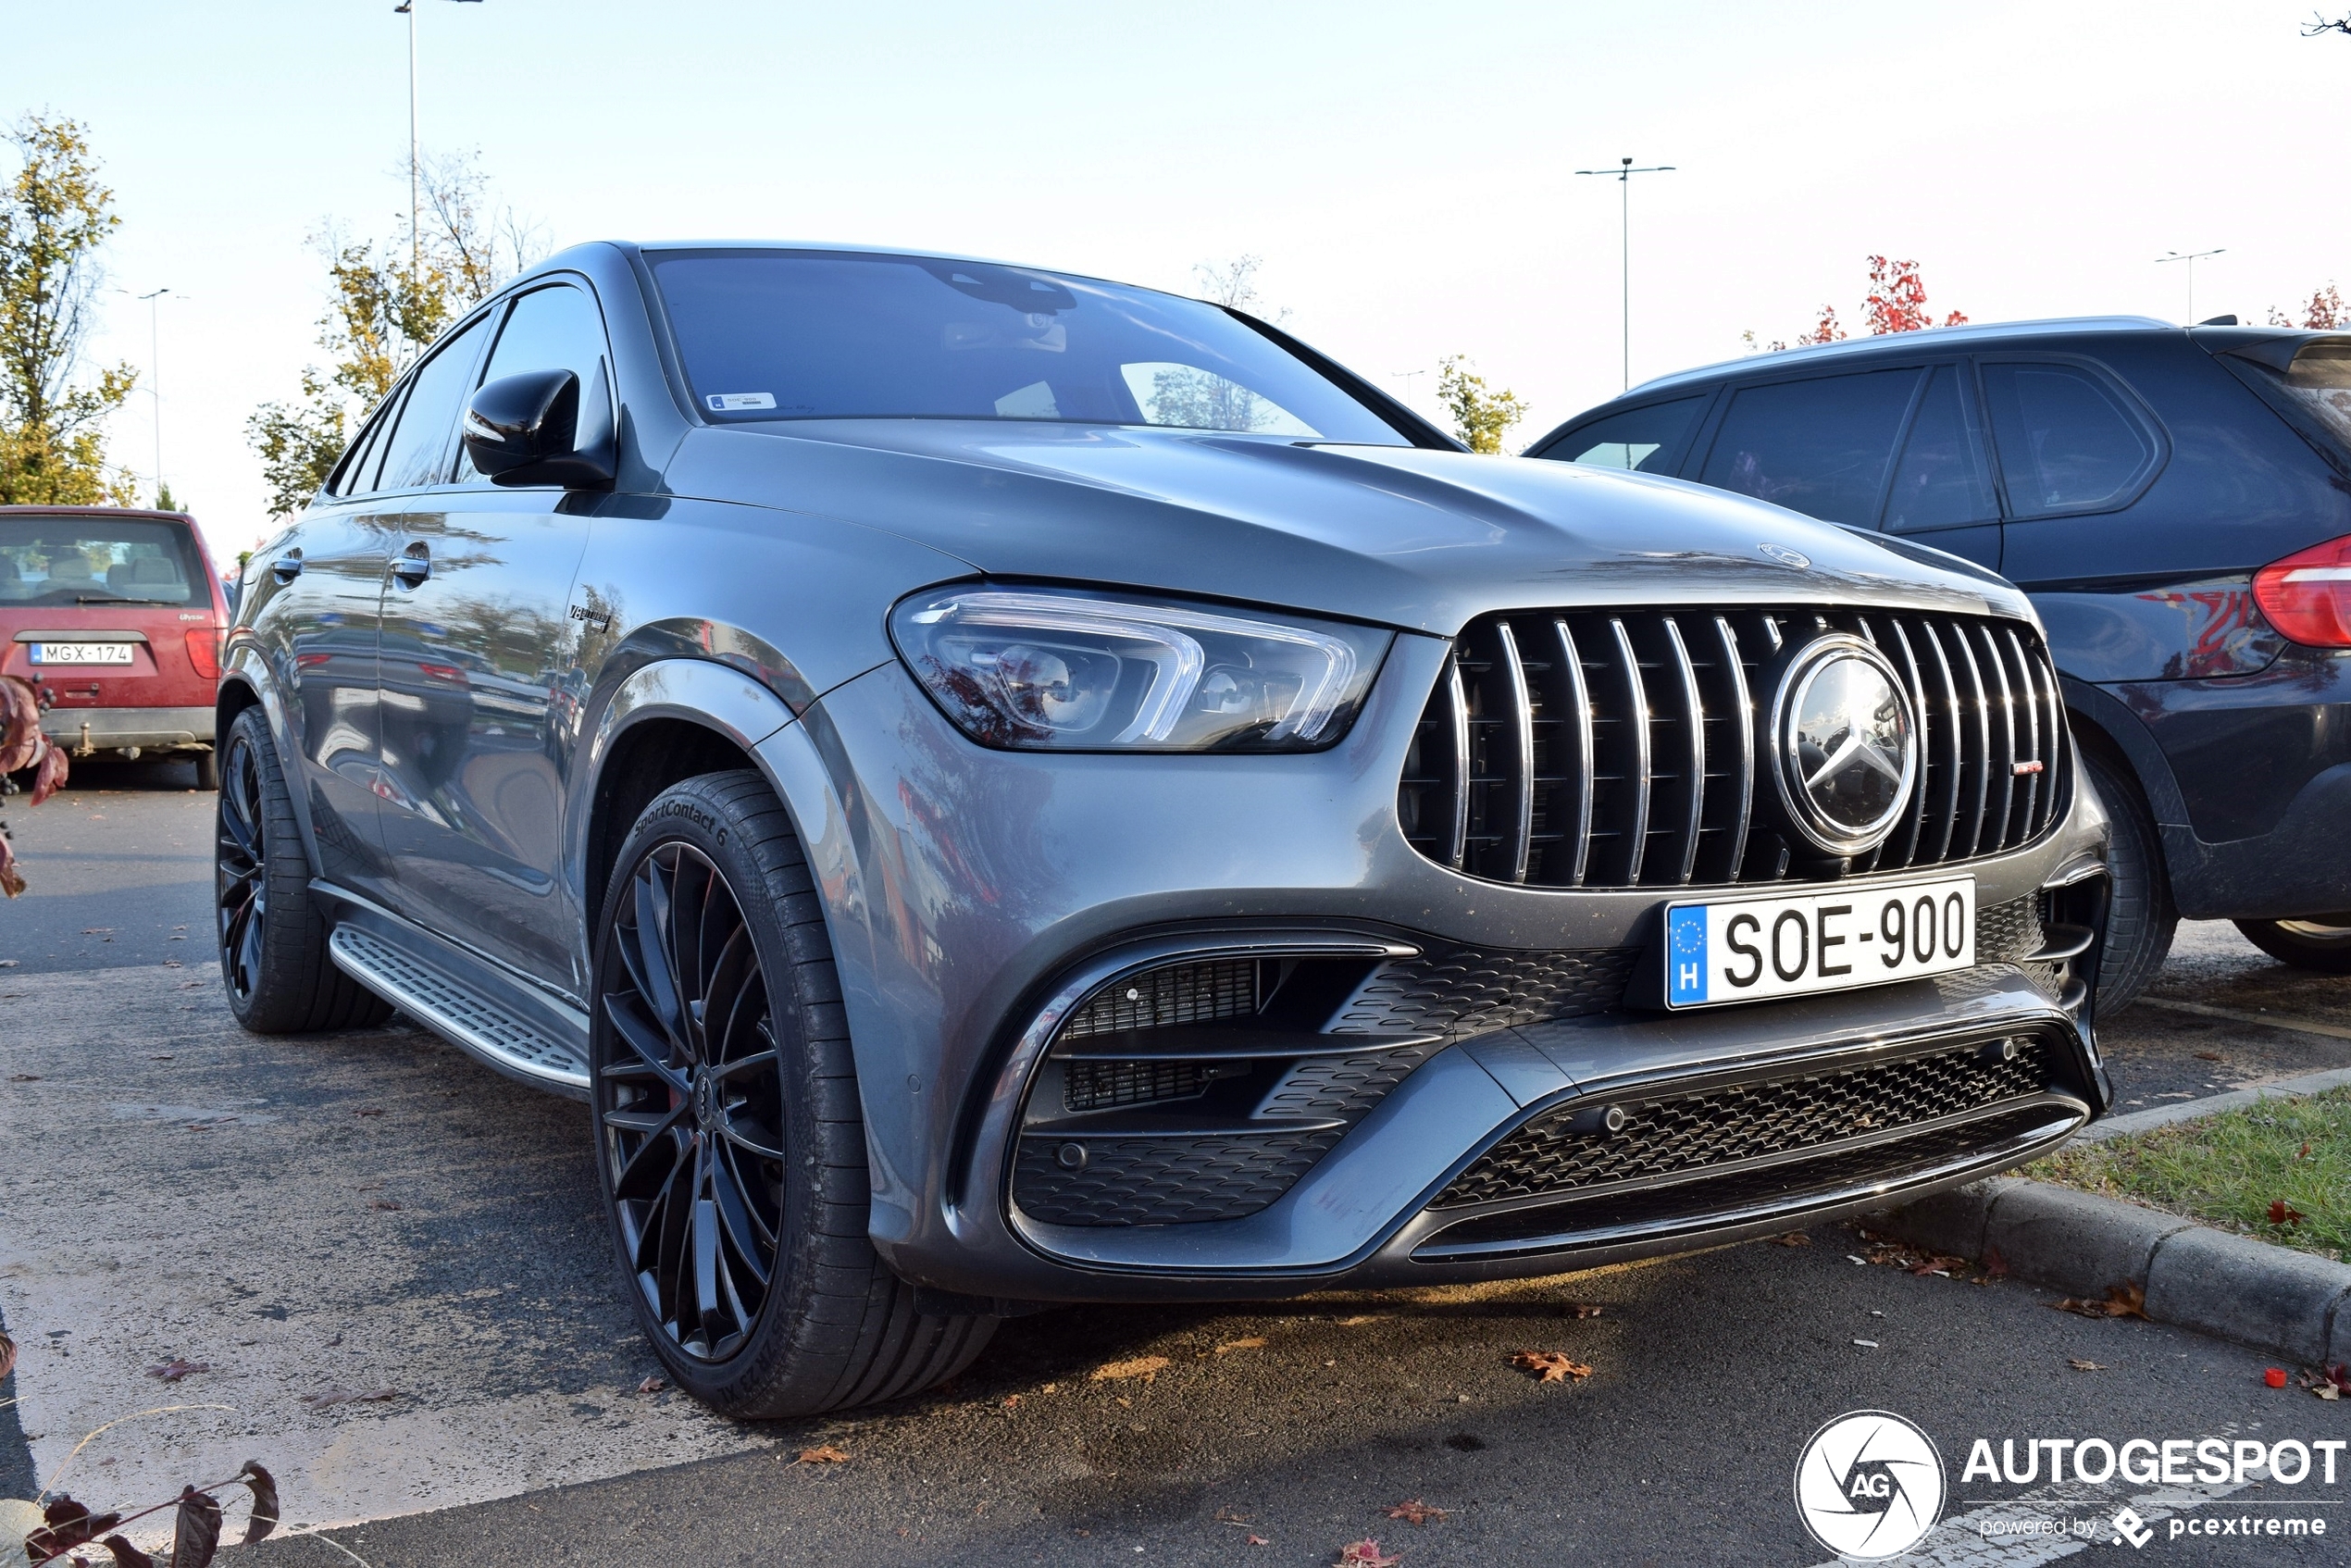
top-left (663, 420), bottom-right (2032, 636)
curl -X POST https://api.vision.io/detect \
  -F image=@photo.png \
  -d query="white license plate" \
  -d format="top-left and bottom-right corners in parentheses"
top-left (1663, 875), bottom-right (1975, 1009)
top-left (30, 642), bottom-right (134, 666)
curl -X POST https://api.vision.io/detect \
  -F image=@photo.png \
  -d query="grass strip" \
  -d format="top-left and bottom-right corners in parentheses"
top-left (2032, 1088), bottom-right (2351, 1262)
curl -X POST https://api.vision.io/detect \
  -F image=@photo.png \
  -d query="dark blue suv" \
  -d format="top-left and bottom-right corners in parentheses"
top-left (1531, 317), bottom-right (2351, 1002)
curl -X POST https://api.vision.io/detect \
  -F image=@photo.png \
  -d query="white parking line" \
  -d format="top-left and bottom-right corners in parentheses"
top-left (1, 965), bottom-right (766, 1551)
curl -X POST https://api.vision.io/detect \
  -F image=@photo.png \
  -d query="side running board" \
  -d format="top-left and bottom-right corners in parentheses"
top-left (327, 922), bottom-right (591, 1098)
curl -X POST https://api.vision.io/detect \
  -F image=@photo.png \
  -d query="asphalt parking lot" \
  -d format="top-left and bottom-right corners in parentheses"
top-left (6, 763), bottom-right (2350, 1565)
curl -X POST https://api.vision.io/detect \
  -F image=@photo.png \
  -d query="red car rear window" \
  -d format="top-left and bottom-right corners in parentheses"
top-left (0, 515), bottom-right (206, 608)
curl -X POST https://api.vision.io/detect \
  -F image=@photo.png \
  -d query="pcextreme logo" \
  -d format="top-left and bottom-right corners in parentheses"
top-left (1793, 1411), bottom-right (1947, 1560)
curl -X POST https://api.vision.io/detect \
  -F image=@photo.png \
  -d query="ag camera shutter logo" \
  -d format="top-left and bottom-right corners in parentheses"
top-left (1794, 1410), bottom-right (1946, 1560)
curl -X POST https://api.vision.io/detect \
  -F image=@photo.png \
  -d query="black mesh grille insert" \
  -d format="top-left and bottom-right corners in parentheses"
top-left (1434, 1036), bottom-right (2063, 1209)
top-left (1398, 608), bottom-right (2071, 890)
top-left (1063, 1058), bottom-right (1220, 1113)
top-left (1423, 1103), bottom-right (2076, 1252)
top-left (1061, 959), bottom-right (1259, 1039)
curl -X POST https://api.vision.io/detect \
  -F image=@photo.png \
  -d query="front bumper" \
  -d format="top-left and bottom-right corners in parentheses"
top-left (41, 704), bottom-right (214, 751)
top-left (757, 634), bottom-right (2110, 1304)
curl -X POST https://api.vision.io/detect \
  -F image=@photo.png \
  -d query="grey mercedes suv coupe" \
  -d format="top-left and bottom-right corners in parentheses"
top-left (218, 242), bottom-right (2114, 1415)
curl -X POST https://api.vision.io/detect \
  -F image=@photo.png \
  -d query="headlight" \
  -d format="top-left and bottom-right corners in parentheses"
top-left (890, 585), bottom-right (1392, 752)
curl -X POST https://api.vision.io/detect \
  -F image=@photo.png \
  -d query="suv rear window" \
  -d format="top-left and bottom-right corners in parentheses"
top-left (0, 516), bottom-right (205, 606)
top-left (1543, 394), bottom-right (1708, 471)
top-left (1980, 361), bottom-right (2158, 516)
top-left (1696, 368), bottom-right (1922, 526)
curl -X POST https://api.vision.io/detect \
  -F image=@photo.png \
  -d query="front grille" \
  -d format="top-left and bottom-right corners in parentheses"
top-left (1434, 1035), bottom-right (2062, 1209)
top-left (1014, 1134), bottom-right (1330, 1226)
top-left (1398, 608), bottom-right (2071, 890)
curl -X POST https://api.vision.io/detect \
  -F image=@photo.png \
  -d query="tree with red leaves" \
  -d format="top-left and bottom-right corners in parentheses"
top-left (2269, 284), bottom-right (2345, 330)
top-left (1765, 257), bottom-right (1968, 351)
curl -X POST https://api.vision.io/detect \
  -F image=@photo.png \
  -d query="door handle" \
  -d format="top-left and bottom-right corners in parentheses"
top-left (272, 552), bottom-right (303, 583)
top-left (392, 547), bottom-right (430, 587)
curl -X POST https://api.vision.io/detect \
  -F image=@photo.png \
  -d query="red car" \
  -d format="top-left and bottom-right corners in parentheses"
top-left (0, 505), bottom-right (232, 788)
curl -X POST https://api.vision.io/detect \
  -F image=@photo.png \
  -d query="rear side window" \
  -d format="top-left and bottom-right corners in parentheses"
top-left (329, 395), bottom-right (401, 498)
top-left (0, 516), bottom-right (205, 606)
top-left (1697, 368), bottom-right (1922, 526)
top-left (1882, 366), bottom-right (1997, 533)
top-left (1981, 361), bottom-right (2158, 516)
top-left (371, 315), bottom-right (493, 492)
top-left (1542, 394), bottom-right (1708, 471)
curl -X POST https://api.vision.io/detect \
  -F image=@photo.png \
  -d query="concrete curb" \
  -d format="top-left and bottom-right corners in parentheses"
top-left (1874, 1176), bottom-right (2351, 1367)
top-left (2075, 1064), bottom-right (2351, 1145)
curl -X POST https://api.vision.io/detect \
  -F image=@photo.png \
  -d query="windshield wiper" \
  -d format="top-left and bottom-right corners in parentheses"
top-left (74, 594), bottom-right (174, 605)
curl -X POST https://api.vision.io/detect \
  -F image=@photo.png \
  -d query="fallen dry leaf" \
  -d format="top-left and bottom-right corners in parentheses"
top-left (0, 1328), bottom-right (15, 1381)
top-left (1908, 1254), bottom-right (1967, 1277)
top-left (795, 1445), bottom-right (852, 1465)
top-left (1091, 1355), bottom-right (1170, 1383)
top-left (2298, 1141), bottom-right (2314, 1162)
top-left (302, 1387), bottom-right (402, 1408)
top-left (146, 1357), bottom-right (209, 1382)
top-left (1385, 1499), bottom-right (1449, 1525)
top-left (1511, 1350), bottom-right (1592, 1383)
top-left (1001, 1393), bottom-right (1022, 1410)
top-left (1247, 1534), bottom-right (1269, 1547)
top-left (2049, 1283), bottom-right (2149, 1321)
top-left (1981, 1247), bottom-right (2010, 1279)
top-left (1563, 1303), bottom-right (1604, 1319)
top-left (1338, 1540), bottom-right (1400, 1568)
top-left (1215, 1337), bottom-right (1268, 1354)
top-left (2194, 1051), bottom-right (2223, 1062)
top-left (2306, 1364), bottom-right (2351, 1401)
top-left (1771, 1232), bottom-right (1812, 1247)
top-left (2268, 1199), bottom-right (2306, 1226)
top-left (2069, 1359), bottom-right (2107, 1372)
top-left (636, 1376), bottom-right (665, 1394)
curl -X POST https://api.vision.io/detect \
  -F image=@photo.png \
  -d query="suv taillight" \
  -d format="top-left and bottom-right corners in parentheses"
top-left (2253, 534), bottom-right (2351, 648)
top-left (185, 627), bottom-right (223, 681)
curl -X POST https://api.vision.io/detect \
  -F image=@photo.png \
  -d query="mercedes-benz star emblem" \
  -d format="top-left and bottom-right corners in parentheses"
top-left (1769, 636), bottom-right (1917, 856)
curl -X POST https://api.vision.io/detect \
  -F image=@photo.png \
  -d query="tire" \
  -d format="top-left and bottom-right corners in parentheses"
top-left (590, 769), bottom-right (998, 1416)
top-left (2082, 745), bottom-right (2176, 1013)
top-left (215, 707), bottom-right (393, 1034)
top-left (193, 746), bottom-right (220, 791)
top-left (2233, 915), bottom-right (2351, 974)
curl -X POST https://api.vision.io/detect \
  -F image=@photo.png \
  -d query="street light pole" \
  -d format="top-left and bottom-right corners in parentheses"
top-left (2157, 247), bottom-right (2225, 324)
top-left (392, 0), bottom-right (483, 276)
top-left (1576, 156), bottom-right (1676, 392)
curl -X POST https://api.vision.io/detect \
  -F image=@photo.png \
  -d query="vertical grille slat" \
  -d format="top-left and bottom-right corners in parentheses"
top-left (1979, 625), bottom-right (2019, 850)
top-left (1706, 615), bottom-right (1754, 884)
top-left (1496, 619), bottom-right (1536, 883)
top-left (1402, 609), bottom-right (2067, 890)
top-left (1608, 616), bottom-right (1652, 885)
top-left (1659, 616), bottom-right (1707, 885)
top-left (1550, 617), bottom-right (1595, 888)
top-left (1884, 619), bottom-right (1929, 871)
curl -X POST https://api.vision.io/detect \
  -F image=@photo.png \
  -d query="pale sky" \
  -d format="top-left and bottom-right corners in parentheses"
top-left (11, 0), bottom-right (2348, 560)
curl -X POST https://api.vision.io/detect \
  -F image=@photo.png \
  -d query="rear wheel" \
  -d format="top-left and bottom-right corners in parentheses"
top-left (215, 707), bottom-right (392, 1033)
top-left (2234, 916), bottom-right (2351, 974)
top-left (591, 769), bottom-right (997, 1416)
top-left (2083, 745), bottom-right (2176, 1013)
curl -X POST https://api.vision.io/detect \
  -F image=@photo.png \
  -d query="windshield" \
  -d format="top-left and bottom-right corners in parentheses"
top-left (649, 250), bottom-right (1409, 444)
top-left (0, 516), bottom-right (205, 606)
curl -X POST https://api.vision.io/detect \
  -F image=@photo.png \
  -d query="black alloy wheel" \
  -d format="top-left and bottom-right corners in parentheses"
top-left (597, 840), bottom-right (789, 1363)
top-left (216, 728), bottom-right (270, 1006)
top-left (590, 771), bottom-right (997, 1417)
top-left (211, 705), bottom-right (391, 1034)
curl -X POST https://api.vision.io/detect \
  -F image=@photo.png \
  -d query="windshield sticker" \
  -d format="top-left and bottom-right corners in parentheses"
top-left (705, 392), bottom-right (777, 412)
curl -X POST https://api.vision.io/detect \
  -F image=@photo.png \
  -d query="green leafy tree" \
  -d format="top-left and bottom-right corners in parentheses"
top-left (1437, 355), bottom-right (1530, 454)
top-left (248, 153), bottom-right (542, 518)
top-left (0, 115), bottom-right (138, 506)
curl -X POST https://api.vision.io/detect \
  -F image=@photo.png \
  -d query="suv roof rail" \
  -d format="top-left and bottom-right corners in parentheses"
top-left (1630, 316), bottom-right (2179, 397)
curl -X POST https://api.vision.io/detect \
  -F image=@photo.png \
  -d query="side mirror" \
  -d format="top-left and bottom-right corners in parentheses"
top-left (462, 368), bottom-right (616, 490)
